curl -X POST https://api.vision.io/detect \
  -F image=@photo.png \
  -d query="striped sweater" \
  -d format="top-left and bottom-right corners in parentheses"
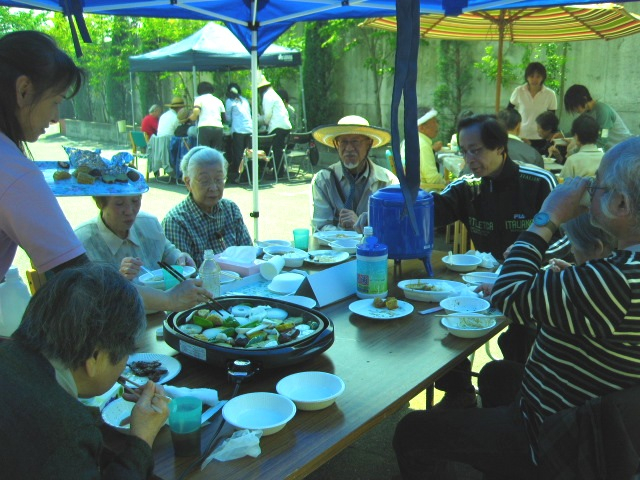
top-left (492, 231), bottom-right (640, 462)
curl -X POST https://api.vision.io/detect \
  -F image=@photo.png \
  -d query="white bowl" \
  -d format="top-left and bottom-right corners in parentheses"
top-left (102, 398), bottom-right (135, 432)
top-left (276, 371), bottom-right (345, 411)
top-left (138, 266), bottom-right (196, 290)
top-left (397, 279), bottom-right (461, 303)
top-left (440, 295), bottom-right (490, 314)
top-left (255, 239), bottom-right (291, 256)
top-left (461, 272), bottom-right (499, 285)
top-left (222, 392), bottom-right (296, 435)
top-left (329, 238), bottom-right (360, 254)
top-left (442, 254), bottom-right (482, 273)
top-left (268, 272), bottom-right (305, 295)
top-left (263, 245), bottom-right (309, 268)
top-left (542, 156), bottom-right (556, 165)
top-left (441, 314), bottom-right (497, 339)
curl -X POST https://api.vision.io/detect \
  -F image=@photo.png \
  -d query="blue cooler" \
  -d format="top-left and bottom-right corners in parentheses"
top-left (369, 186), bottom-right (434, 276)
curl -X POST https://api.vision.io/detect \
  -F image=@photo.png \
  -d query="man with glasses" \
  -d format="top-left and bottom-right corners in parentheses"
top-left (311, 115), bottom-right (398, 232)
top-left (163, 146), bottom-right (252, 265)
top-left (430, 114), bottom-right (568, 409)
top-left (394, 137), bottom-right (640, 480)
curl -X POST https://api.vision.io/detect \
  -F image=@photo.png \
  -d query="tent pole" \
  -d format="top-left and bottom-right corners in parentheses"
top-left (251, 28), bottom-right (260, 241)
top-left (192, 66), bottom-right (197, 104)
top-left (495, 16), bottom-right (505, 113)
top-left (299, 66), bottom-right (307, 131)
top-left (130, 72), bottom-right (135, 129)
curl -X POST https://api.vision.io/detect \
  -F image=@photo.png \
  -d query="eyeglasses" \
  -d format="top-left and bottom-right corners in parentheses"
top-left (336, 138), bottom-right (369, 149)
top-left (195, 178), bottom-right (226, 189)
top-left (587, 177), bottom-right (608, 197)
top-left (459, 146), bottom-right (485, 158)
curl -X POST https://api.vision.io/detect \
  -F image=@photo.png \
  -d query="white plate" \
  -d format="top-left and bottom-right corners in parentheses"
top-left (122, 353), bottom-right (181, 385)
top-left (102, 398), bottom-right (135, 432)
top-left (461, 272), bottom-right (499, 285)
top-left (348, 298), bottom-right (414, 320)
top-left (273, 295), bottom-right (317, 309)
top-left (305, 250), bottom-right (350, 265)
top-left (220, 270), bottom-right (241, 284)
top-left (398, 279), bottom-right (470, 303)
top-left (441, 315), bottom-right (498, 339)
top-left (313, 230), bottom-right (362, 246)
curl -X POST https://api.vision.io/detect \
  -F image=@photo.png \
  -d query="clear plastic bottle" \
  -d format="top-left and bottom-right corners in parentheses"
top-left (361, 226), bottom-right (374, 244)
top-left (0, 267), bottom-right (31, 337)
top-left (199, 249), bottom-right (221, 298)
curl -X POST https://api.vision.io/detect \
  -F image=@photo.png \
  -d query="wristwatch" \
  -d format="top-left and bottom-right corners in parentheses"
top-left (533, 212), bottom-right (558, 233)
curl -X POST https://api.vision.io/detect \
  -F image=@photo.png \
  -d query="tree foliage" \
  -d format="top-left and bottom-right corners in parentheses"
top-left (434, 40), bottom-right (474, 141)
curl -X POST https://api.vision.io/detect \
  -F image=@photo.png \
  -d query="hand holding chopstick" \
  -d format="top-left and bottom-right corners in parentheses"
top-left (118, 375), bottom-right (172, 412)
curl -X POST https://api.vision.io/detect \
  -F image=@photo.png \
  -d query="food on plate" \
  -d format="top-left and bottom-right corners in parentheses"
top-left (52, 170), bottom-right (71, 181)
top-left (405, 281), bottom-right (449, 292)
top-left (373, 297), bottom-right (399, 310)
top-left (76, 171), bottom-right (96, 184)
top-left (127, 170), bottom-right (140, 182)
top-left (179, 304), bottom-right (321, 349)
top-left (115, 173), bottom-right (129, 183)
top-left (102, 174), bottom-right (116, 184)
top-left (311, 254), bottom-right (337, 263)
top-left (57, 161), bottom-right (70, 169)
top-left (127, 360), bottom-right (168, 382)
top-left (457, 316), bottom-right (491, 329)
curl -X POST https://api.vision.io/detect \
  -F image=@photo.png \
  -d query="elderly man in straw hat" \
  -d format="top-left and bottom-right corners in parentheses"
top-left (311, 115), bottom-right (398, 232)
top-left (157, 96), bottom-right (187, 137)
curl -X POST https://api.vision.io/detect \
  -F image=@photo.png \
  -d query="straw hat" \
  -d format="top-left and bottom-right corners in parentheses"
top-left (312, 115), bottom-right (391, 149)
top-left (165, 96), bottom-right (185, 108)
top-left (256, 73), bottom-right (271, 89)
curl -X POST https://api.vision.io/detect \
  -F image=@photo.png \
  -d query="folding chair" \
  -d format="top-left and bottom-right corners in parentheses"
top-left (281, 131), bottom-right (316, 181)
top-left (242, 134), bottom-right (277, 187)
top-left (129, 131), bottom-right (148, 173)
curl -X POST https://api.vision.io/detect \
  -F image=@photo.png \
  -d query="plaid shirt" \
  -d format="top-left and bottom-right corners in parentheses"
top-left (162, 194), bottom-right (252, 266)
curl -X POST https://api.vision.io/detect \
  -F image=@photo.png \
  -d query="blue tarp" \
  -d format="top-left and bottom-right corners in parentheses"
top-left (129, 23), bottom-right (301, 73)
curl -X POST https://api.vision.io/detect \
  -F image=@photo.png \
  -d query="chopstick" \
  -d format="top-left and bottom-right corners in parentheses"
top-left (117, 376), bottom-right (170, 413)
top-left (158, 261), bottom-right (232, 314)
top-left (157, 261), bottom-right (186, 282)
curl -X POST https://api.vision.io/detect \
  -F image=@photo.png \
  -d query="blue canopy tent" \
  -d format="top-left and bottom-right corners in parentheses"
top-left (128, 22), bottom-right (306, 132)
top-left (0, 0), bottom-right (623, 241)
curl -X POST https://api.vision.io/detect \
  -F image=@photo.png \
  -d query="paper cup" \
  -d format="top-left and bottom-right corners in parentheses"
top-left (260, 255), bottom-right (285, 280)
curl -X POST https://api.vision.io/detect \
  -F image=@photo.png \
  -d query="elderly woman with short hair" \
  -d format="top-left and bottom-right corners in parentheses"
top-left (0, 263), bottom-right (169, 478)
top-left (75, 195), bottom-right (195, 281)
top-left (163, 146), bottom-right (252, 265)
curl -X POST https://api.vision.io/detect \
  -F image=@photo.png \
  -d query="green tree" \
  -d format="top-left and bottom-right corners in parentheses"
top-left (0, 7), bottom-right (48, 34)
top-left (433, 40), bottom-right (474, 141)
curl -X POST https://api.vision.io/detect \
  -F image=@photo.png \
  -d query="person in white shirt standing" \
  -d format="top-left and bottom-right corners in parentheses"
top-left (257, 73), bottom-right (292, 178)
top-left (225, 82), bottom-right (252, 183)
top-left (190, 82), bottom-right (225, 151)
top-left (509, 62), bottom-right (557, 154)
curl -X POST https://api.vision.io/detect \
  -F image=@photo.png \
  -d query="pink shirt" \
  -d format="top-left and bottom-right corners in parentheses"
top-left (0, 133), bottom-right (85, 278)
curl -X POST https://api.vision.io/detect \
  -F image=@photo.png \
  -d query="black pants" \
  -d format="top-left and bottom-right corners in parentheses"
top-left (271, 128), bottom-right (290, 175)
top-left (198, 126), bottom-right (224, 151)
top-left (231, 132), bottom-right (251, 176)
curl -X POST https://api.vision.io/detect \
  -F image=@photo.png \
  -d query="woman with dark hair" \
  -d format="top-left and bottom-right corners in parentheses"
top-left (0, 30), bottom-right (88, 279)
top-left (509, 62), bottom-right (557, 152)
top-left (190, 81), bottom-right (226, 150)
top-left (535, 110), bottom-right (566, 161)
top-left (225, 82), bottom-right (252, 183)
top-left (563, 84), bottom-right (632, 151)
top-left (0, 263), bottom-right (169, 478)
top-left (0, 31), bottom-right (209, 312)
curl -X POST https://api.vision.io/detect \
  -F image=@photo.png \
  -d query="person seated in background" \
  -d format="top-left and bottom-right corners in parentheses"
top-left (0, 263), bottom-right (169, 478)
top-left (74, 195), bottom-right (195, 282)
top-left (497, 108), bottom-right (544, 168)
top-left (400, 107), bottom-right (446, 189)
top-left (564, 84), bottom-right (632, 151)
top-left (477, 212), bottom-right (617, 408)
top-left (277, 88), bottom-right (298, 132)
top-left (140, 104), bottom-right (161, 142)
top-left (157, 97), bottom-right (186, 138)
top-left (535, 110), bottom-right (566, 162)
top-left (311, 115), bottom-right (398, 232)
top-left (395, 140), bottom-right (640, 478)
top-left (430, 114), bottom-right (568, 409)
top-left (163, 146), bottom-right (252, 265)
top-left (560, 115), bottom-right (604, 179)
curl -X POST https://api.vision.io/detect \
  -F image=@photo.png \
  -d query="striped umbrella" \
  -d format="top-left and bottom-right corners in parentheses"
top-left (363, 3), bottom-right (640, 111)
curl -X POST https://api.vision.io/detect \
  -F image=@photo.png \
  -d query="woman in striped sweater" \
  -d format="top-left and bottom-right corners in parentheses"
top-left (393, 137), bottom-right (640, 479)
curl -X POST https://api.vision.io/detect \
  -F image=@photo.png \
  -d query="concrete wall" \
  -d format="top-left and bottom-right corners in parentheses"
top-left (64, 119), bottom-right (131, 145)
